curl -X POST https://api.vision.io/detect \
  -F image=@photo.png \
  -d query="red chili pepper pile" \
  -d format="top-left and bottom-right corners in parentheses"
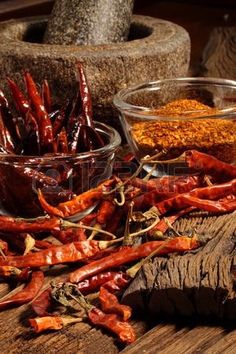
top-left (0, 149), bottom-right (235, 344)
top-left (1, 63), bottom-right (105, 156)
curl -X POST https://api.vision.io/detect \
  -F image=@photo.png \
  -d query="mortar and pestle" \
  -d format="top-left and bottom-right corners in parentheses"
top-left (0, 0), bottom-right (190, 130)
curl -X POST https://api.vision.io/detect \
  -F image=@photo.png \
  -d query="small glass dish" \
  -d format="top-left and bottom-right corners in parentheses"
top-left (0, 122), bottom-right (121, 217)
top-left (113, 77), bottom-right (236, 176)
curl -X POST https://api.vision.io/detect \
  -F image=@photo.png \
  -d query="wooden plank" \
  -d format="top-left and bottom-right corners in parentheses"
top-left (122, 323), bottom-right (236, 354)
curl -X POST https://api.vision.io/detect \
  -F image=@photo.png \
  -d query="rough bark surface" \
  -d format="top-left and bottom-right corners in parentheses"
top-left (123, 211), bottom-right (236, 320)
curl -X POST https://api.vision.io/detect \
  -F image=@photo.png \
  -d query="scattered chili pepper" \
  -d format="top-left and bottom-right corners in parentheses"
top-left (0, 266), bottom-right (21, 278)
top-left (105, 207), bottom-right (125, 234)
top-left (148, 207), bottom-right (195, 237)
top-left (0, 216), bottom-right (60, 233)
top-left (181, 195), bottom-right (236, 213)
top-left (88, 307), bottom-right (135, 344)
top-left (96, 200), bottom-right (116, 225)
top-left (0, 240), bottom-right (109, 268)
top-left (156, 179), bottom-right (236, 215)
top-left (185, 150), bottom-right (236, 182)
top-left (52, 227), bottom-right (87, 244)
top-left (38, 178), bottom-right (115, 217)
top-left (75, 271), bottom-right (129, 295)
top-left (99, 286), bottom-right (132, 321)
top-left (31, 288), bottom-right (52, 316)
top-left (69, 236), bottom-right (199, 283)
top-left (0, 270), bottom-right (44, 311)
top-left (132, 175), bottom-right (202, 210)
top-left (29, 315), bottom-right (82, 333)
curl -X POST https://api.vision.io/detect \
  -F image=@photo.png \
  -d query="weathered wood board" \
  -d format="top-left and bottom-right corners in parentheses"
top-left (0, 212), bottom-right (235, 353)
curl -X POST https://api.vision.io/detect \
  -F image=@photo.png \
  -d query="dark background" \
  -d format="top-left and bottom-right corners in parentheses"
top-left (0, 0), bottom-right (235, 70)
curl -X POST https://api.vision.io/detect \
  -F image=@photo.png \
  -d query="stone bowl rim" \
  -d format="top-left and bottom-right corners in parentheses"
top-left (0, 14), bottom-right (190, 55)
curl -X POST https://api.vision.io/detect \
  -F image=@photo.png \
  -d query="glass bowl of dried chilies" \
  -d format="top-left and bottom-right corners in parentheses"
top-left (113, 77), bottom-right (236, 176)
top-left (0, 63), bottom-right (121, 217)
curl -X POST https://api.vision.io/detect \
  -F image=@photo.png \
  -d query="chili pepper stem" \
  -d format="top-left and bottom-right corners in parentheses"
top-left (61, 220), bottom-right (116, 240)
top-left (143, 163), bottom-right (157, 181)
top-left (126, 242), bottom-right (169, 278)
top-left (0, 245), bottom-right (6, 259)
top-left (88, 223), bottom-right (102, 240)
top-left (103, 151), bottom-right (165, 196)
top-left (23, 234), bottom-right (35, 255)
top-left (147, 152), bottom-right (185, 165)
top-left (99, 218), bottom-right (161, 249)
top-left (163, 218), bottom-right (182, 237)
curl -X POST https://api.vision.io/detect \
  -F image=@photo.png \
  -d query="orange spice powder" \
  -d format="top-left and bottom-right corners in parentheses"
top-left (131, 99), bottom-right (236, 163)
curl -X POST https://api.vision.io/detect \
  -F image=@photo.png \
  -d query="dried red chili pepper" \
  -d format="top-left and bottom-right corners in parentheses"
top-left (31, 288), bottom-right (52, 316)
top-left (41, 79), bottom-right (52, 114)
top-left (0, 109), bottom-right (15, 152)
top-left (0, 239), bottom-right (8, 255)
top-left (75, 271), bottom-right (129, 295)
top-left (185, 150), bottom-right (236, 182)
top-left (24, 72), bottom-right (54, 150)
top-left (96, 200), bottom-right (116, 225)
top-left (99, 286), bottom-right (132, 321)
top-left (132, 175), bottom-right (202, 210)
top-left (0, 216), bottom-right (60, 233)
top-left (52, 107), bottom-right (66, 137)
top-left (77, 62), bottom-right (93, 128)
top-left (0, 271), bottom-right (44, 310)
top-left (24, 111), bottom-right (41, 155)
top-left (181, 195), bottom-right (236, 213)
top-left (29, 315), bottom-right (82, 333)
top-left (88, 307), bottom-right (135, 344)
top-left (52, 227), bottom-right (87, 244)
top-left (57, 127), bottom-right (69, 153)
top-left (131, 175), bottom-right (201, 193)
top-left (0, 240), bottom-right (108, 268)
top-left (0, 266), bottom-right (21, 278)
top-left (69, 236), bottom-right (199, 283)
top-left (68, 117), bottom-right (82, 153)
top-left (148, 207), bottom-right (195, 237)
top-left (38, 178), bottom-right (115, 217)
top-left (105, 207), bottom-right (125, 234)
top-left (156, 179), bottom-right (236, 215)
top-left (0, 98), bottom-right (23, 148)
top-left (7, 78), bottom-right (30, 116)
top-left (81, 124), bottom-right (105, 150)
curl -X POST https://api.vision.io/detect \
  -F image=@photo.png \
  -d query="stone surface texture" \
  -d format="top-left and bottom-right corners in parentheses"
top-left (0, 15), bottom-right (190, 127)
top-left (44, 0), bottom-right (134, 45)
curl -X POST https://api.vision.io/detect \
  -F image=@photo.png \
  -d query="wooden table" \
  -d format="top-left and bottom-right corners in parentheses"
top-left (0, 1), bottom-right (235, 353)
top-left (0, 277), bottom-right (236, 354)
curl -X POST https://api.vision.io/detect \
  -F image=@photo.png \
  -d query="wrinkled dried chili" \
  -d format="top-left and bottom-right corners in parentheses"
top-left (0, 271), bottom-right (44, 310)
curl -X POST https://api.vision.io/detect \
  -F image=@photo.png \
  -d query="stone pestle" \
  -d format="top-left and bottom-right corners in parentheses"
top-left (44, 0), bottom-right (134, 45)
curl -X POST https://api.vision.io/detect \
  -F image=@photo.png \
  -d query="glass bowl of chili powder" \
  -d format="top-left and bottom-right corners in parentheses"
top-left (113, 77), bottom-right (236, 176)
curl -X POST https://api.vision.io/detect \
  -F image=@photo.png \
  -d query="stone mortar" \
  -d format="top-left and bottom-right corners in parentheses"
top-left (0, 15), bottom-right (190, 129)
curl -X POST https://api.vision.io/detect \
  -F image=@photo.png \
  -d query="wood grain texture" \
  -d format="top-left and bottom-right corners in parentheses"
top-left (0, 213), bottom-right (236, 353)
top-left (122, 322), bottom-right (236, 354)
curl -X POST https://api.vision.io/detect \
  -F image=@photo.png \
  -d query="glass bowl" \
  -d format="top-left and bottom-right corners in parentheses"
top-left (113, 77), bottom-right (236, 176)
top-left (0, 122), bottom-right (121, 217)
